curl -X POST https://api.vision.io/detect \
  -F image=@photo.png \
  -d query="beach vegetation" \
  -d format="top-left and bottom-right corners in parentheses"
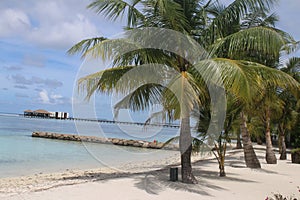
top-left (69, 0), bottom-right (300, 183)
top-left (278, 57), bottom-right (300, 158)
top-left (291, 148), bottom-right (300, 154)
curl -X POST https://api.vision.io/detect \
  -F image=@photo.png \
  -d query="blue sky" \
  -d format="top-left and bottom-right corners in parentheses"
top-left (0, 0), bottom-right (299, 119)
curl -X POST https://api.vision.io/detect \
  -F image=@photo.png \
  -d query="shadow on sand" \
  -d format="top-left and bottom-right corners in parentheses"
top-left (58, 149), bottom-right (265, 197)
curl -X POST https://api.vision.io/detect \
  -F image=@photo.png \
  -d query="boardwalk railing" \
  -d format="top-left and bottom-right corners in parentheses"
top-left (22, 114), bottom-right (180, 128)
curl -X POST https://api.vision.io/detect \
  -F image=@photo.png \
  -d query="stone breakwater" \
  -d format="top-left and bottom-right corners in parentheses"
top-left (32, 132), bottom-right (179, 150)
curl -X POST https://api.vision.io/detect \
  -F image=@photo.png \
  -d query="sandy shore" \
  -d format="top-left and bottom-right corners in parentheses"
top-left (1, 146), bottom-right (300, 200)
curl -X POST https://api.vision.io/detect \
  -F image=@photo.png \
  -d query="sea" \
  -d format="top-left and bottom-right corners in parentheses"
top-left (0, 114), bottom-right (180, 178)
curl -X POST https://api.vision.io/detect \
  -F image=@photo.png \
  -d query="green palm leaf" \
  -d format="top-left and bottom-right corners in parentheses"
top-left (208, 0), bottom-right (278, 38)
top-left (67, 37), bottom-right (107, 58)
top-left (78, 66), bottom-right (134, 99)
top-left (88, 0), bottom-right (144, 27)
top-left (211, 26), bottom-right (285, 60)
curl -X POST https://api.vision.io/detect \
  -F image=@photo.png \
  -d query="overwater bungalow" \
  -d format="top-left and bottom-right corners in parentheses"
top-left (34, 109), bottom-right (51, 118)
top-left (23, 109), bottom-right (33, 116)
top-left (23, 109), bottom-right (69, 119)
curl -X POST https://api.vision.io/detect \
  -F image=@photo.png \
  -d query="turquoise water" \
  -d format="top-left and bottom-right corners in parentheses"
top-left (0, 115), bottom-right (179, 178)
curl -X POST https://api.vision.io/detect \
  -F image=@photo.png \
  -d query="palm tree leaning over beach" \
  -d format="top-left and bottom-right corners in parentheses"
top-left (69, 0), bottom-right (299, 183)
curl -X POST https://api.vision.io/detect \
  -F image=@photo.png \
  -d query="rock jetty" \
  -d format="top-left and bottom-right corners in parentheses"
top-left (32, 132), bottom-right (178, 150)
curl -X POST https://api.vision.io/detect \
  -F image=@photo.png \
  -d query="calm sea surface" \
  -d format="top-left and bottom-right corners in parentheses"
top-left (0, 114), bottom-right (179, 178)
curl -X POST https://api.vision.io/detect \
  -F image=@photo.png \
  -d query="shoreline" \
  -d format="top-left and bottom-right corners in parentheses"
top-left (1, 146), bottom-right (300, 200)
top-left (0, 149), bottom-right (210, 198)
top-left (0, 151), bottom-right (179, 196)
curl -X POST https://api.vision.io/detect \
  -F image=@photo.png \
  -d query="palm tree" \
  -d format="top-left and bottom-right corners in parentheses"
top-left (211, 4), bottom-right (299, 165)
top-left (277, 57), bottom-right (300, 159)
top-left (69, 0), bottom-right (299, 182)
top-left (255, 88), bottom-right (282, 164)
top-left (213, 94), bottom-right (242, 176)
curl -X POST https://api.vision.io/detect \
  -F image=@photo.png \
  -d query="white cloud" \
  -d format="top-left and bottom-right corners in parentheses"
top-left (38, 89), bottom-right (70, 105)
top-left (28, 14), bottom-right (99, 49)
top-left (50, 94), bottom-right (63, 100)
top-left (39, 89), bottom-right (50, 104)
top-left (0, 0), bottom-right (102, 49)
top-left (0, 8), bottom-right (30, 37)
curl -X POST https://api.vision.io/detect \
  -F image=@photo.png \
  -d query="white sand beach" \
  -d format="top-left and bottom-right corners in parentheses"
top-left (1, 146), bottom-right (299, 200)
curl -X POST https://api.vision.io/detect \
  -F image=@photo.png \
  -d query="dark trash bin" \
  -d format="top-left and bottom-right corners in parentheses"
top-left (170, 167), bottom-right (178, 181)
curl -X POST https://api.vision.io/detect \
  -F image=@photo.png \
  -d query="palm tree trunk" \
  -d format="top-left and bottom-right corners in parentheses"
top-left (236, 131), bottom-right (242, 149)
top-left (265, 107), bottom-right (277, 164)
top-left (240, 112), bottom-right (261, 168)
top-left (278, 123), bottom-right (287, 160)
top-left (180, 117), bottom-right (198, 184)
top-left (219, 143), bottom-right (226, 177)
top-left (219, 161), bottom-right (226, 177)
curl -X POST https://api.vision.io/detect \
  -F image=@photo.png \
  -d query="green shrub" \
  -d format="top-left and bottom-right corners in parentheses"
top-left (291, 148), bottom-right (300, 154)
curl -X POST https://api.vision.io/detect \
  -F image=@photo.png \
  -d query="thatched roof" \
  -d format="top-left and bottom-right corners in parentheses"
top-left (24, 109), bottom-right (32, 113)
top-left (34, 109), bottom-right (50, 114)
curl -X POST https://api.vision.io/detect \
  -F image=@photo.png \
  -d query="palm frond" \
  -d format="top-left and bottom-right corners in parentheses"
top-left (193, 58), bottom-right (253, 102)
top-left (164, 72), bottom-right (202, 118)
top-left (78, 66), bottom-right (134, 99)
top-left (144, 0), bottom-right (190, 31)
top-left (88, 0), bottom-right (145, 27)
top-left (67, 37), bottom-right (107, 58)
top-left (144, 110), bottom-right (166, 126)
top-left (208, 0), bottom-right (278, 39)
top-left (241, 11), bottom-right (279, 29)
top-left (262, 12), bottom-right (279, 27)
top-left (282, 57), bottom-right (300, 82)
top-left (113, 83), bottom-right (164, 116)
top-left (211, 26), bottom-right (285, 61)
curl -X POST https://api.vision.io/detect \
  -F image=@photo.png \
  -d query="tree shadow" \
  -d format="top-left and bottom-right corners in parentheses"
top-left (57, 149), bottom-right (274, 197)
top-left (250, 168), bottom-right (278, 174)
top-left (133, 174), bottom-right (164, 195)
top-left (131, 162), bottom-right (258, 197)
top-left (132, 172), bottom-right (219, 196)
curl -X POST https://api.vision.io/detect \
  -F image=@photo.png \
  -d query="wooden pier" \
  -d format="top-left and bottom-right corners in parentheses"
top-left (22, 114), bottom-right (180, 128)
top-left (70, 118), bottom-right (180, 128)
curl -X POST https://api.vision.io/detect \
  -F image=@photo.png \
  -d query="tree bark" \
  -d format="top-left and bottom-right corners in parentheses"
top-left (219, 145), bottom-right (226, 177)
top-left (236, 131), bottom-right (242, 149)
top-left (265, 107), bottom-right (277, 164)
top-left (278, 124), bottom-right (287, 160)
top-left (180, 117), bottom-right (198, 184)
top-left (240, 112), bottom-right (261, 168)
top-left (219, 160), bottom-right (226, 177)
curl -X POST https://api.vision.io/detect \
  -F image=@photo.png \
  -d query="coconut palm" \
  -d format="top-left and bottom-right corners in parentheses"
top-left (69, 0), bottom-right (299, 182)
top-left (212, 4), bottom-right (299, 165)
top-left (213, 94), bottom-right (242, 176)
top-left (277, 92), bottom-right (298, 160)
top-left (251, 88), bottom-right (283, 164)
top-left (276, 57), bottom-right (300, 159)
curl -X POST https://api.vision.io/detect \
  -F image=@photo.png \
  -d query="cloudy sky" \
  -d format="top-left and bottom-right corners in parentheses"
top-left (0, 0), bottom-right (123, 118)
top-left (0, 0), bottom-right (299, 119)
